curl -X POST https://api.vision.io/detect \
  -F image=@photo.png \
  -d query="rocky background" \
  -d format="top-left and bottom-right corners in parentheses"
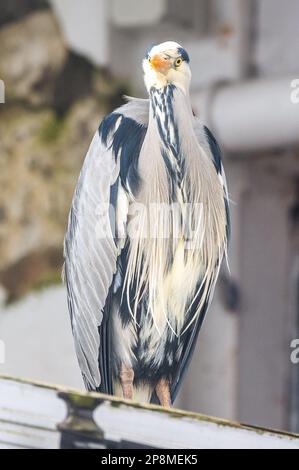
top-left (0, 1), bottom-right (128, 302)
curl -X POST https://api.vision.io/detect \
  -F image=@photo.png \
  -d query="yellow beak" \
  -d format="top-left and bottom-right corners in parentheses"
top-left (150, 54), bottom-right (171, 74)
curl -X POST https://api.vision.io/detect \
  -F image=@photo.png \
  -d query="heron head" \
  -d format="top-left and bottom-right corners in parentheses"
top-left (143, 41), bottom-right (191, 94)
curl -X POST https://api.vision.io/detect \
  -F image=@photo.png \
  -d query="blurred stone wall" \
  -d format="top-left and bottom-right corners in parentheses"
top-left (0, 4), bottom-right (127, 302)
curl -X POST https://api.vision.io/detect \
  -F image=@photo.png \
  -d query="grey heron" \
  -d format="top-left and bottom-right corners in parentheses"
top-left (64, 41), bottom-right (230, 406)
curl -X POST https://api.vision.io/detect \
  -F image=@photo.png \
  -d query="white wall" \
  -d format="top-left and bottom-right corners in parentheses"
top-left (50, 0), bottom-right (109, 66)
top-left (0, 286), bottom-right (83, 389)
top-left (255, 0), bottom-right (299, 76)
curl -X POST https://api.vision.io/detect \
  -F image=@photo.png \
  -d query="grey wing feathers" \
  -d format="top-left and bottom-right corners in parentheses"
top-left (194, 118), bottom-right (230, 237)
top-left (120, 96), bottom-right (149, 124)
top-left (169, 119), bottom-right (230, 402)
top-left (63, 98), bottom-right (149, 391)
top-left (63, 131), bottom-right (119, 389)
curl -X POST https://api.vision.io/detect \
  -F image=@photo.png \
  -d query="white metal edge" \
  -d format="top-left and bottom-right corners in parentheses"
top-left (0, 376), bottom-right (298, 449)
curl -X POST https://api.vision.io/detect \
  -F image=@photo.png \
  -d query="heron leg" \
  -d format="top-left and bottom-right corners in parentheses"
top-left (155, 378), bottom-right (171, 407)
top-left (120, 364), bottom-right (134, 400)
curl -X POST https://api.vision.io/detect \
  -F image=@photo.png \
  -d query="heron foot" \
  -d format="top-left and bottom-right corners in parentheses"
top-left (120, 364), bottom-right (134, 400)
top-left (156, 378), bottom-right (171, 407)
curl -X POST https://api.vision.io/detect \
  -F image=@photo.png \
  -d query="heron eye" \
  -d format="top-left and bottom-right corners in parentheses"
top-left (175, 57), bottom-right (183, 67)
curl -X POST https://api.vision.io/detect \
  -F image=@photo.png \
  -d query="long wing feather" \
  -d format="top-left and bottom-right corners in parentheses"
top-left (64, 98), bottom-right (149, 391)
top-left (169, 120), bottom-right (230, 403)
top-left (195, 119), bottom-right (231, 238)
top-left (63, 131), bottom-right (119, 389)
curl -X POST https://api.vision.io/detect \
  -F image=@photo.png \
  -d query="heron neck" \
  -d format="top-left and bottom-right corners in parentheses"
top-left (149, 84), bottom-right (192, 149)
top-left (149, 84), bottom-right (193, 177)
